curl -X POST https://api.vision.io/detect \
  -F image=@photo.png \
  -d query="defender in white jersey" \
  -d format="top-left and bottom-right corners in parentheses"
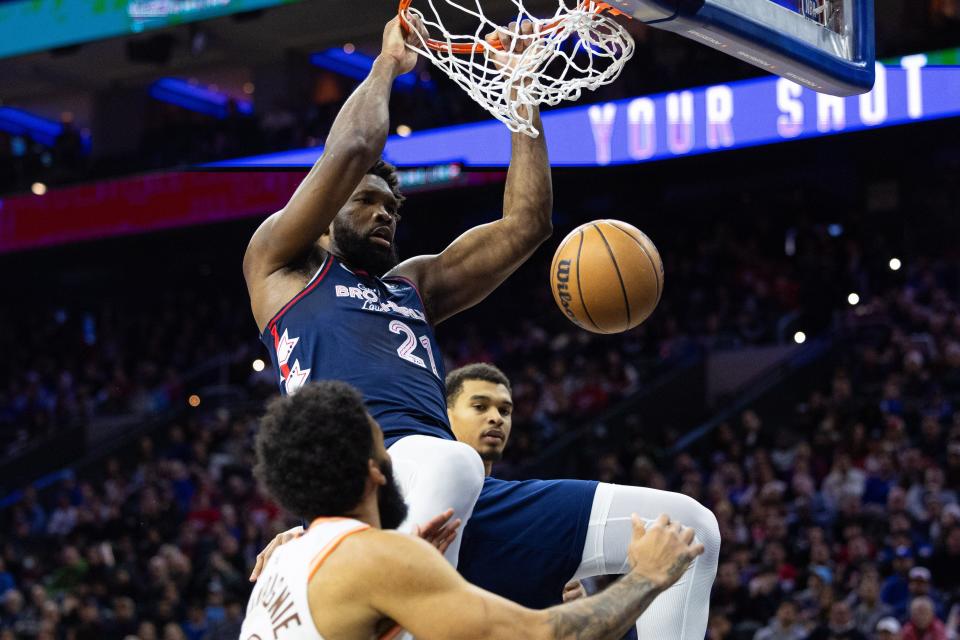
top-left (242, 381), bottom-right (704, 640)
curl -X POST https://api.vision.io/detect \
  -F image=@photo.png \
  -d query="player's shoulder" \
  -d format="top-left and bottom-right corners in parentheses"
top-left (385, 255), bottom-right (434, 287)
top-left (355, 528), bottom-right (437, 558)
top-left (341, 529), bottom-right (440, 578)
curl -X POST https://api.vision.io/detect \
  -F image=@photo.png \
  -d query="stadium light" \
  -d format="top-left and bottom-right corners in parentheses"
top-left (848, 293), bottom-right (860, 305)
top-left (252, 358), bottom-right (265, 372)
top-left (31, 182), bottom-right (47, 196)
top-left (396, 124), bottom-right (412, 138)
top-left (889, 258), bottom-right (902, 271)
top-left (188, 394), bottom-right (201, 407)
top-left (794, 331), bottom-right (807, 344)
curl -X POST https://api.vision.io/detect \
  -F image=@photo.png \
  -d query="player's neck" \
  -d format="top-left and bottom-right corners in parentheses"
top-left (343, 496), bottom-right (382, 529)
top-left (483, 461), bottom-right (493, 477)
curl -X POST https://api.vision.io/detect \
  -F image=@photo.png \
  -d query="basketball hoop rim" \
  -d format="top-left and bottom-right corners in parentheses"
top-left (397, 0), bottom-right (625, 55)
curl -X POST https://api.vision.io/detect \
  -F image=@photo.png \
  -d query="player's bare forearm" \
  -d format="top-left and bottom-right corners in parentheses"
top-left (391, 108), bottom-right (552, 324)
top-left (504, 107), bottom-right (552, 236)
top-left (320, 55), bottom-right (398, 170)
top-left (368, 531), bottom-right (666, 640)
top-left (545, 571), bottom-right (665, 640)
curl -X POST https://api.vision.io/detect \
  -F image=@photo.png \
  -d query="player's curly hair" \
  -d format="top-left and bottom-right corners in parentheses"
top-left (254, 381), bottom-right (373, 521)
top-left (369, 159), bottom-right (405, 206)
top-left (445, 363), bottom-right (512, 407)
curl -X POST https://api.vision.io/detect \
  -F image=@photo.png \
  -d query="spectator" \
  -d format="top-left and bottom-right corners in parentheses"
top-left (822, 454), bottom-right (866, 512)
top-left (851, 573), bottom-right (894, 636)
top-left (809, 601), bottom-right (868, 640)
top-left (713, 561), bottom-right (753, 624)
top-left (881, 547), bottom-right (914, 615)
top-left (905, 568), bottom-right (945, 619)
top-left (755, 600), bottom-right (809, 640)
top-left (0, 560), bottom-right (13, 598)
top-left (901, 597), bottom-right (947, 640)
top-left (104, 596), bottom-right (139, 640)
top-left (204, 599), bottom-right (244, 640)
top-left (930, 526), bottom-right (960, 598)
top-left (874, 617), bottom-right (901, 640)
top-left (0, 590), bottom-right (24, 636)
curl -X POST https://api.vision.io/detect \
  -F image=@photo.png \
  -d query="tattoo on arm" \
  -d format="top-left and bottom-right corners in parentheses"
top-left (546, 572), bottom-right (663, 640)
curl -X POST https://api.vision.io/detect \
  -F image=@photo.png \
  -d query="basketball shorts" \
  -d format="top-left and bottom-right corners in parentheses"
top-left (457, 476), bottom-right (599, 609)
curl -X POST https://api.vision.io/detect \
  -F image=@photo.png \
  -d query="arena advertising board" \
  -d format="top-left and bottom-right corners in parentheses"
top-left (0, 0), bottom-right (302, 59)
top-left (208, 54), bottom-right (960, 169)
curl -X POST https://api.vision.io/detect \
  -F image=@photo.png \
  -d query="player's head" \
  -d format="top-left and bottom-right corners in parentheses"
top-left (324, 160), bottom-right (405, 277)
top-left (445, 363), bottom-right (513, 464)
top-left (254, 381), bottom-right (407, 529)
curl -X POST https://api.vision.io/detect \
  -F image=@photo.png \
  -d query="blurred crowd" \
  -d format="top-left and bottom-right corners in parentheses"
top-left (0, 210), bottom-right (837, 638)
top-left (562, 257), bottom-right (960, 640)
top-left (2, 227), bottom-right (957, 640)
top-left (0, 289), bottom-right (253, 462)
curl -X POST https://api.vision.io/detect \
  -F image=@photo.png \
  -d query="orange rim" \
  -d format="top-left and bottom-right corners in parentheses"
top-left (398, 0), bottom-right (624, 55)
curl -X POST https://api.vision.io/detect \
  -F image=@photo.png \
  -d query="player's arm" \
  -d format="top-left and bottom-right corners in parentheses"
top-left (242, 20), bottom-right (419, 295)
top-left (389, 24), bottom-right (552, 325)
top-left (363, 514), bottom-right (703, 640)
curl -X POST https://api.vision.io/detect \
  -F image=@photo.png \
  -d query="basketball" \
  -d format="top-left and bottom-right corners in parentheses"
top-left (550, 220), bottom-right (663, 334)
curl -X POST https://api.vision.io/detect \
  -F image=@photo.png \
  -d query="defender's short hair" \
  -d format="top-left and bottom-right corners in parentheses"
top-left (445, 363), bottom-right (512, 407)
top-left (254, 381), bottom-right (373, 521)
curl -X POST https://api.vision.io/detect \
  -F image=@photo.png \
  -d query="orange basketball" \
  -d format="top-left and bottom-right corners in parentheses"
top-left (550, 220), bottom-right (664, 334)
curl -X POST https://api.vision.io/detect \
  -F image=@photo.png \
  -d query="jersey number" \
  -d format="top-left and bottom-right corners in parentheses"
top-left (389, 320), bottom-right (439, 378)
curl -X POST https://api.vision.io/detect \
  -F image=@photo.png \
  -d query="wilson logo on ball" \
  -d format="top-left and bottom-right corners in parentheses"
top-left (554, 259), bottom-right (578, 322)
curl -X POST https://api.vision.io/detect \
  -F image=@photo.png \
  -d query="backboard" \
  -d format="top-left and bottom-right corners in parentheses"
top-left (610, 0), bottom-right (876, 95)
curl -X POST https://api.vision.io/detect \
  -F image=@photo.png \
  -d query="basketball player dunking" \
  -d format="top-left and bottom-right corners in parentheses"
top-left (243, 15), bottom-right (720, 638)
top-left (241, 381), bottom-right (704, 640)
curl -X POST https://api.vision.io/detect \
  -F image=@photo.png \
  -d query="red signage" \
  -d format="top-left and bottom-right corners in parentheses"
top-left (0, 171), bottom-right (306, 254)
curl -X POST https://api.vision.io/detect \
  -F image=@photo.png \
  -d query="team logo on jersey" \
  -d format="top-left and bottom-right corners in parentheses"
top-left (271, 327), bottom-right (311, 395)
top-left (334, 284), bottom-right (426, 322)
top-left (276, 329), bottom-right (298, 367)
top-left (284, 360), bottom-right (310, 395)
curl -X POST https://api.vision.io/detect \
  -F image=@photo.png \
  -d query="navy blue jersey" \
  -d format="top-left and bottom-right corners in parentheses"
top-left (260, 253), bottom-right (454, 444)
top-left (459, 477), bottom-right (598, 609)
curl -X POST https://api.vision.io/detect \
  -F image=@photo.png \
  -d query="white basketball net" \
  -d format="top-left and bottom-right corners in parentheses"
top-left (402, 1), bottom-right (635, 137)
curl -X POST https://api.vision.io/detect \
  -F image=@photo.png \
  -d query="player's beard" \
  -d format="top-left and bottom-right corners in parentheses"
top-left (376, 457), bottom-right (408, 530)
top-left (332, 215), bottom-right (399, 277)
top-left (479, 446), bottom-right (503, 463)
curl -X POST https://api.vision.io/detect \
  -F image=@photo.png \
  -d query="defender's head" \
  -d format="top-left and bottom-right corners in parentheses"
top-left (254, 381), bottom-right (407, 529)
top-left (321, 160), bottom-right (404, 277)
top-left (445, 363), bottom-right (513, 465)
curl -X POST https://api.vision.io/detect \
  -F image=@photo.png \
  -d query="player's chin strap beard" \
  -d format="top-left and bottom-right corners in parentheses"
top-left (330, 217), bottom-right (399, 277)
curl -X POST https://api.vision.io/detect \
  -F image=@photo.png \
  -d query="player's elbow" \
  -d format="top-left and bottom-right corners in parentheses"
top-left (329, 132), bottom-right (383, 169)
top-left (512, 212), bottom-right (552, 245)
top-left (536, 216), bottom-right (553, 242)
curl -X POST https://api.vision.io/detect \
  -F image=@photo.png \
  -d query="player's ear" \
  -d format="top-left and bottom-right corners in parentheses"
top-left (368, 458), bottom-right (387, 486)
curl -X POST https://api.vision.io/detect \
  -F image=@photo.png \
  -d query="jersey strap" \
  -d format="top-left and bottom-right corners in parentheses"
top-left (265, 254), bottom-right (334, 334)
top-left (305, 520), bottom-right (404, 640)
top-left (306, 521), bottom-right (371, 581)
